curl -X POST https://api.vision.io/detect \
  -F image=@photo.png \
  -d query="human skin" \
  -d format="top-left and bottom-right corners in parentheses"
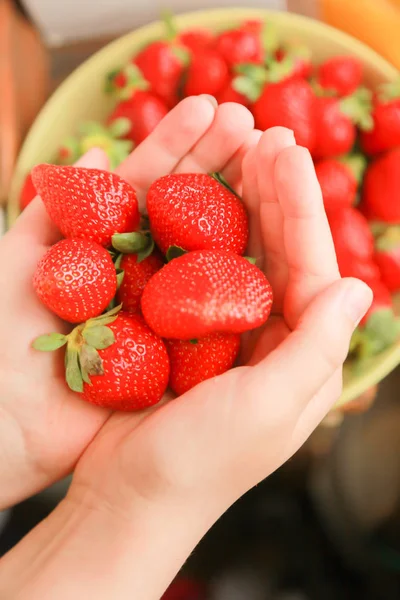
top-left (0, 96), bottom-right (372, 599)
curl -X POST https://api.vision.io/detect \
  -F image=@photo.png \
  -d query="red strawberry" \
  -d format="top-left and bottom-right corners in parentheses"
top-left (183, 49), bottom-right (229, 97)
top-left (134, 41), bottom-right (188, 107)
top-left (252, 78), bottom-right (316, 151)
top-left (276, 45), bottom-right (313, 80)
top-left (362, 148), bottom-right (400, 224)
top-left (108, 91), bottom-right (169, 145)
top-left (117, 251), bottom-right (164, 313)
top-left (317, 56), bottom-right (363, 97)
top-left (162, 578), bottom-right (205, 600)
top-left (33, 310), bottom-right (170, 411)
top-left (360, 79), bottom-right (400, 155)
top-left (216, 80), bottom-right (250, 106)
top-left (214, 26), bottom-right (264, 68)
top-left (33, 238), bottom-right (117, 323)
top-left (315, 158), bottom-right (358, 215)
top-left (336, 250), bottom-right (380, 284)
top-left (147, 173), bottom-right (248, 255)
top-left (359, 279), bottom-right (393, 327)
top-left (19, 173), bottom-right (37, 210)
top-left (141, 250), bottom-right (273, 339)
top-left (329, 207), bottom-right (374, 263)
top-left (374, 226), bottom-right (400, 293)
top-left (166, 332), bottom-right (240, 395)
top-left (179, 29), bottom-right (213, 53)
top-left (31, 165), bottom-right (140, 247)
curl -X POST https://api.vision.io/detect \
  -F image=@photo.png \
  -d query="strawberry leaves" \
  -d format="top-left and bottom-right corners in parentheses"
top-left (32, 306), bottom-right (121, 392)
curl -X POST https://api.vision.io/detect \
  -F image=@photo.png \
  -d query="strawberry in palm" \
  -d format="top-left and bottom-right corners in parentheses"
top-left (117, 251), bottom-right (164, 313)
top-left (34, 310), bottom-right (170, 411)
top-left (33, 238), bottom-right (117, 323)
top-left (166, 333), bottom-right (240, 396)
top-left (147, 173), bottom-right (248, 255)
top-left (141, 249), bottom-right (273, 340)
top-left (31, 165), bottom-right (140, 247)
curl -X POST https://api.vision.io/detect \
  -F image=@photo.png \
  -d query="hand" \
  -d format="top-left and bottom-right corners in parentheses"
top-left (0, 98), bottom-right (372, 600)
top-left (0, 96), bottom-right (257, 508)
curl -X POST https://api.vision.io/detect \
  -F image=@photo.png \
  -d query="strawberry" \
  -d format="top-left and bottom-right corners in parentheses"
top-left (360, 78), bottom-right (400, 155)
top-left (141, 249), bottom-right (273, 339)
top-left (162, 578), bottom-right (205, 600)
top-left (374, 226), bottom-right (400, 292)
top-left (108, 91), bottom-right (169, 146)
top-left (329, 207), bottom-right (374, 263)
top-left (33, 309), bottom-right (170, 411)
top-left (315, 159), bottom-right (357, 215)
top-left (216, 80), bottom-right (250, 106)
top-left (146, 173), bottom-right (248, 255)
top-left (19, 173), bottom-right (37, 210)
top-left (313, 88), bottom-right (372, 159)
top-left (33, 238), bottom-right (117, 323)
top-left (117, 251), bottom-right (164, 313)
top-left (275, 45), bottom-right (313, 80)
top-left (31, 165), bottom-right (140, 247)
top-left (214, 26), bottom-right (264, 68)
top-left (315, 154), bottom-right (366, 215)
top-left (336, 250), bottom-right (380, 284)
top-left (183, 49), bottom-right (229, 97)
top-left (166, 332), bottom-right (240, 395)
top-left (317, 56), bottom-right (363, 97)
top-left (362, 148), bottom-right (400, 224)
top-left (179, 29), bottom-right (213, 53)
top-left (134, 41), bottom-right (188, 107)
top-left (252, 78), bottom-right (317, 151)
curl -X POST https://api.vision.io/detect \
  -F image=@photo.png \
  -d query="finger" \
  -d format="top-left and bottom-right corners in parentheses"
top-left (10, 148), bottom-right (110, 247)
top-left (274, 145), bottom-right (340, 327)
top-left (174, 102), bottom-right (254, 176)
top-left (116, 96), bottom-right (217, 204)
top-left (256, 127), bottom-right (296, 306)
top-left (251, 278), bottom-right (372, 419)
top-left (242, 146), bottom-right (262, 262)
top-left (222, 128), bottom-right (262, 195)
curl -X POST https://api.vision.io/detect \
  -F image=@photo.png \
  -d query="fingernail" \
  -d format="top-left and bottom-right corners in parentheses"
top-left (342, 280), bottom-right (373, 326)
top-left (199, 94), bottom-right (218, 108)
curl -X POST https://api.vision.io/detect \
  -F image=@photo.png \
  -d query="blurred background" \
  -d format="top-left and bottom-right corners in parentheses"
top-left (1, 0), bottom-right (400, 598)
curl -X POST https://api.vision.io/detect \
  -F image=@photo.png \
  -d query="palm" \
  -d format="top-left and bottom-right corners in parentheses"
top-left (0, 97), bottom-right (261, 508)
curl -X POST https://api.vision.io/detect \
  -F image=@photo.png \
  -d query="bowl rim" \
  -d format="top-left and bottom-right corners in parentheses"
top-left (8, 7), bottom-right (400, 406)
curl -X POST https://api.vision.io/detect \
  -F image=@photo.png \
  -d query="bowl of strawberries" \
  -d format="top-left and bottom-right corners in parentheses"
top-left (8, 8), bottom-right (400, 410)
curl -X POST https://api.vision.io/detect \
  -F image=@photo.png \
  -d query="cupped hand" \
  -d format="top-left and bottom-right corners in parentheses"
top-left (0, 96), bottom-right (257, 509)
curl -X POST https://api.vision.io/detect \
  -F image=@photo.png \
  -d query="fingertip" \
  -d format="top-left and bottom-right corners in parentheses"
top-left (339, 277), bottom-right (373, 326)
top-left (76, 147), bottom-right (110, 170)
top-left (258, 126), bottom-right (296, 155)
top-left (217, 101), bottom-right (255, 131)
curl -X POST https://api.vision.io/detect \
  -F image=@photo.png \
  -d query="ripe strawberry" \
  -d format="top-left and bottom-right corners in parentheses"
top-left (360, 79), bottom-right (400, 155)
top-left (108, 91), bottom-right (169, 145)
top-left (374, 226), bottom-right (400, 292)
top-left (336, 250), bottom-right (380, 284)
top-left (276, 45), bottom-right (313, 80)
top-left (252, 78), bottom-right (317, 152)
top-left (313, 89), bottom-right (372, 159)
top-left (179, 29), bottom-right (213, 53)
top-left (31, 165), bottom-right (140, 247)
top-left (317, 56), bottom-right (363, 97)
top-left (216, 80), bottom-right (250, 106)
top-left (147, 173), bottom-right (248, 255)
top-left (166, 332), bottom-right (240, 395)
top-left (315, 158), bottom-right (358, 214)
top-left (19, 173), bottom-right (37, 210)
top-left (33, 310), bottom-right (170, 411)
top-left (214, 26), bottom-right (264, 68)
top-left (141, 250), bottom-right (273, 339)
top-left (33, 238), bottom-right (117, 323)
top-left (183, 49), bottom-right (229, 97)
top-left (329, 207), bottom-right (374, 263)
top-left (134, 41), bottom-right (188, 107)
top-left (362, 148), bottom-right (400, 223)
top-left (117, 251), bottom-right (164, 313)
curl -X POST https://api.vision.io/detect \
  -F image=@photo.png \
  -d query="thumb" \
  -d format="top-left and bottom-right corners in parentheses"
top-left (254, 277), bottom-right (372, 416)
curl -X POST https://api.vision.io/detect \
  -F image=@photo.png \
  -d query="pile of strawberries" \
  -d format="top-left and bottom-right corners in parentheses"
top-left (31, 164), bottom-right (272, 411)
top-left (20, 14), bottom-right (400, 366)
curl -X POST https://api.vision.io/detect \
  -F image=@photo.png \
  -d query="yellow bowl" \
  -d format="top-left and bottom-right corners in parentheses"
top-left (8, 8), bottom-right (400, 407)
